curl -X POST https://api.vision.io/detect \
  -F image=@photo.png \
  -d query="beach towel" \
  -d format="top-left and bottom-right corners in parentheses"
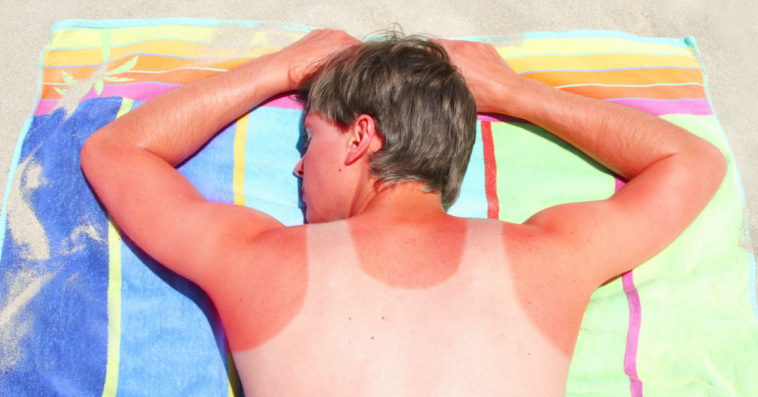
top-left (1, 18), bottom-right (756, 397)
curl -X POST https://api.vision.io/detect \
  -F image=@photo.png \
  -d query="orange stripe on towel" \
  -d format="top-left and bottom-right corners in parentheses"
top-left (559, 83), bottom-right (706, 100)
top-left (43, 43), bottom-right (278, 67)
top-left (44, 55), bottom-right (251, 73)
top-left (523, 68), bottom-right (703, 87)
top-left (43, 67), bottom-right (223, 87)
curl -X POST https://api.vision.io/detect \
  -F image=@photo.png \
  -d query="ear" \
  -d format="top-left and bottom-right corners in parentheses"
top-left (345, 114), bottom-right (382, 165)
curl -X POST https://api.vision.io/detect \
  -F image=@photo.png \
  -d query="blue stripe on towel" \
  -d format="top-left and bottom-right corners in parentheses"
top-left (243, 107), bottom-right (305, 226)
top-left (179, 112), bottom-right (236, 205)
top-left (116, 237), bottom-right (229, 396)
top-left (113, 100), bottom-right (234, 395)
top-left (448, 121), bottom-right (488, 218)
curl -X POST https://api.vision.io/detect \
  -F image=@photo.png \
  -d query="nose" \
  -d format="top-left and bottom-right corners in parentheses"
top-left (294, 157), bottom-right (304, 178)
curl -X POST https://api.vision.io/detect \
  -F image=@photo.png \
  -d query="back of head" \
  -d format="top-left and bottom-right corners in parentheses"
top-left (298, 31), bottom-right (477, 207)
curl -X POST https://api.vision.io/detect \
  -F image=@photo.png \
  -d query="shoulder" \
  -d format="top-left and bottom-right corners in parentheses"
top-left (463, 217), bottom-right (543, 247)
top-left (201, 224), bottom-right (310, 301)
top-left (470, 217), bottom-right (599, 295)
top-left (208, 224), bottom-right (312, 351)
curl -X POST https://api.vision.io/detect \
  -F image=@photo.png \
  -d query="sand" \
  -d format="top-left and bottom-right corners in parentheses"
top-left (0, 2), bottom-right (755, 252)
top-left (6, 157), bottom-right (50, 261)
top-left (0, 269), bottom-right (55, 371)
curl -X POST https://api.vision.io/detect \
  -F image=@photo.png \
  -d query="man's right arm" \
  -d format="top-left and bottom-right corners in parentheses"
top-left (438, 39), bottom-right (726, 286)
top-left (81, 29), bottom-right (357, 288)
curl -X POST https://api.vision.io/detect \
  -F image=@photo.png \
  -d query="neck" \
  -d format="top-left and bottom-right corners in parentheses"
top-left (350, 181), bottom-right (448, 220)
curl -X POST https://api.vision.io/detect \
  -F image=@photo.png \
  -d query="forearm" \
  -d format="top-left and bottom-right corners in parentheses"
top-left (493, 77), bottom-right (720, 180)
top-left (78, 53), bottom-right (291, 279)
top-left (88, 55), bottom-right (285, 166)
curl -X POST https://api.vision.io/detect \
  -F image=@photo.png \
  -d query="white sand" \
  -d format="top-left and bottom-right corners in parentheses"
top-left (0, 0), bottom-right (755, 253)
top-left (6, 158), bottom-right (50, 261)
top-left (0, 269), bottom-right (55, 370)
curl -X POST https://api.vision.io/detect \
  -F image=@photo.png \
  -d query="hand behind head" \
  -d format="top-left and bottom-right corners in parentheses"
top-left (433, 38), bottom-right (520, 114)
top-left (267, 29), bottom-right (360, 92)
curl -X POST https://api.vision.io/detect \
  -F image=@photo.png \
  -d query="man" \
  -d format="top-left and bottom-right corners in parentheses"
top-left (81, 29), bottom-right (725, 396)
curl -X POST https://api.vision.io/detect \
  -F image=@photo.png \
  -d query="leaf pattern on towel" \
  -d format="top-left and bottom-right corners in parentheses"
top-left (56, 56), bottom-right (138, 114)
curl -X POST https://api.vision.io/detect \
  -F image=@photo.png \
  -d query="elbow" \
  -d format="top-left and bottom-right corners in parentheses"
top-left (692, 140), bottom-right (727, 200)
top-left (80, 134), bottom-right (100, 177)
top-left (704, 141), bottom-right (727, 189)
top-left (80, 131), bottom-right (114, 181)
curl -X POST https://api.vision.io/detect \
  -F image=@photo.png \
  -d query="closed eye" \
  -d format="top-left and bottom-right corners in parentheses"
top-left (299, 128), bottom-right (312, 153)
top-left (304, 132), bottom-right (312, 150)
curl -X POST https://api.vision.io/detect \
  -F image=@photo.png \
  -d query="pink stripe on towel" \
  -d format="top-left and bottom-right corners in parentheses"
top-left (476, 113), bottom-right (528, 123)
top-left (35, 90), bottom-right (306, 116)
top-left (35, 100), bottom-right (56, 116)
top-left (259, 93), bottom-right (303, 110)
top-left (83, 83), bottom-right (178, 102)
top-left (622, 270), bottom-right (644, 397)
top-left (608, 98), bottom-right (711, 116)
top-left (615, 178), bottom-right (627, 192)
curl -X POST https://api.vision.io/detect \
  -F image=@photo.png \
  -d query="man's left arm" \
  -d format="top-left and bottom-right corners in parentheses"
top-left (81, 29), bottom-right (357, 286)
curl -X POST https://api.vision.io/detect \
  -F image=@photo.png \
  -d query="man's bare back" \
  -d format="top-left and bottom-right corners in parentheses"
top-left (80, 29), bottom-right (726, 395)
top-left (217, 217), bottom-right (584, 396)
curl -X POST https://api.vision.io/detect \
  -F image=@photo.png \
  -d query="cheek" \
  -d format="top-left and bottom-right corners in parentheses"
top-left (302, 151), bottom-right (336, 211)
top-left (303, 147), bottom-right (333, 189)
top-left (301, 144), bottom-right (350, 222)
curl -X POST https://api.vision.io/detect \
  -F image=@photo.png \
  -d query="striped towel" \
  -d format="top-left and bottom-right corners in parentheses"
top-left (1, 18), bottom-right (756, 397)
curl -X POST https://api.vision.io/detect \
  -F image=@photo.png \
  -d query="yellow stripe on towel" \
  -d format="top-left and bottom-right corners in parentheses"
top-left (233, 114), bottom-right (249, 206)
top-left (506, 53), bottom-right (699, 74)
top-left (116, 97), bottom-right (134, 118)
top-left (101, 98), bottom-right (132, 397)
top-left (48, 25), bottom-right (305, 50)
top-left (49, 25), bottom-right (221, 48)
top-left (227, 345), bottom-right (241, 397)
top-left (102, 215), bottom-right (123, 397)
top-left (494, 37), bottom-right (694, 58)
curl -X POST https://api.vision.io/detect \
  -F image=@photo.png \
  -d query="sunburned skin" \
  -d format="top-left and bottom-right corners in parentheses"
top-left (79, 29), bottom-right (726, 397)
top-left (224, 218), bottom-right (580, 396)
top-left (349, 216), bottom-right (466, 289)
top-left (501, 222), bottom-right (593, 356)
top-left (209, 226), bottom-right (308, 352)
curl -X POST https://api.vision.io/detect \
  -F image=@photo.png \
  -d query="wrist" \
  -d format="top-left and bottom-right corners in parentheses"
top-left (237, 54), bottom-right (295, 99)
top-left (488, 77), bottom-right (550, 120)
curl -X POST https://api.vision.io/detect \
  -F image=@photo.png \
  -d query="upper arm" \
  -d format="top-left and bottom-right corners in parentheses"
top-left (81, 134), bottom-right (285, 288)
top-left (523, 143), bottom-right (726, 287)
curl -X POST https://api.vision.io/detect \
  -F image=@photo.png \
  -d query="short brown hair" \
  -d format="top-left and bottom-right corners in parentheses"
top-left (297, 32), bottom-right (477, 206)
